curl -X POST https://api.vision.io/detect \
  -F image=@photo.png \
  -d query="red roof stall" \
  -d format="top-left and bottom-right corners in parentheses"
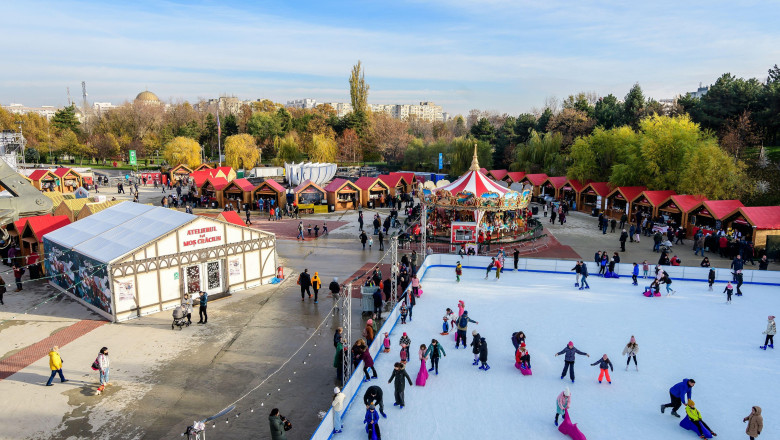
top-left (633, 190), bottom-right (676, 218)
top-left (604, 186), bottom-right (646, 219)
top-left (687, 199), bottom-right (744, 236)
top-left (168, 164), bottom-right (193, 184)
top-left (561, 179), bottom-right (590, 208)
top-left (293, 180), bottom-right (326, 205)
top-left (519, 173), bottom-right (549, 197)
top-left (503, 172), bottom-right (526, 185)
top-left (216, 210), bottom-right (246, 227)
top-left (193, 163), bottom-right (213, 171)
top-left (325, 178), bottom-right (361, 211)
top-left (487, 169), bottom-right (508, 181)
top-left (355, 177), bottom-right (391, 208)
top-left (378, 174), bottom-right (404, 197)
top-left (252, 180), bottom-right (286, 210)
top-left (578, 182), bottom-right (612, 213)
top-left (28, 170), bottom-right (60, 192)
top-left (198, 177), bottom-right (228, 208)
top-left (722, 206), bottom-right (780, 248)
top-left (388, 172), bottom-right (416, 194)
top-left (222, 178), bottom-right (257, 209)
top-left (53, 167), bottom-right (83, 193)
top-left (657, 195), bottom-right (707, 234)
top-left (540, 176), bottom-right (568, 199)
top-left (20, 215), bottom-right (70, 273)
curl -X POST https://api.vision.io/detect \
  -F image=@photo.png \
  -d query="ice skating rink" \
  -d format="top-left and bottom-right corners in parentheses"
top-left (336, 266), bottom-right (779, 439)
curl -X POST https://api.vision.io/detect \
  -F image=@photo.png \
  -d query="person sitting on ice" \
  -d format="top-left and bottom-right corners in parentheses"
top-left (517, 343), bottom-right (531, 369)
top-left (590, 353), bottom-right (614, 384)
top-left (685, 400), bottom-right (718, 438)
top-left (555, 387), bottom-right (571, 426)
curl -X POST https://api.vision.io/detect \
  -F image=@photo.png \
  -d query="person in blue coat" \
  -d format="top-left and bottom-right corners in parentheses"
top-left (555, 341), bottom-right (589, 382)
top-left (579, 262), bottom-right (590, 290)
top-left (661, 378), bottom-right (695, 418)
top-left (424, 339), bottom-right (446, 374)
top-left (632, 263), bottom-right (639, 286)
top-left (364, 404), bottom-right (381, 439)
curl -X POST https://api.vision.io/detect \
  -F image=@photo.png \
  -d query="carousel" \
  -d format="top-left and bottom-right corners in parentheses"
top-left (421, 146), bottom-right (533, 251)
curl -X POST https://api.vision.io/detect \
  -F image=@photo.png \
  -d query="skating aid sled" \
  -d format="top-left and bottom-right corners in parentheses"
top-left (558, 410), bottom-right (587, 440)
top-left (515, 362), bottom-right (533, 375)
top-left (679, 416), bottom-right (713, 438)
top-left (643, 287), bottom-right (661, 297)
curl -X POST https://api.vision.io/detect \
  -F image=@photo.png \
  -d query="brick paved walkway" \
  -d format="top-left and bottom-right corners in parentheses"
top-left (0, 320), bottom-right (106, 381)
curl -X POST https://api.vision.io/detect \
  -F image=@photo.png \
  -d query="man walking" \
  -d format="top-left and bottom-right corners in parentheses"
top-left (297, 221), bottom-right (305, 240)
top-left (619, 229), bottom-right (628, 252)
top-left (298, 269), bottom-right (312, 301)
top-left (197, 291), bottom-right (208, 324)
top-left (661, 378), bottom-right (695, 418)
top-left (388, 362), bottom-right (413, 408)
top-left (455, 311), bottom-right (478, 349)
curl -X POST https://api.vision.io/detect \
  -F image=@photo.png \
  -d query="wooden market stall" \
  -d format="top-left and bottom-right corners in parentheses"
top-left (561, 179), bottom-right (590, 208)
top-left (200, 177), bottom-right (229, 208)
top-left (578, 182), bottom-right (612, 214)
top-left (293, 179), bottom-right (326, 206)
top-left (168, 164), bottom-right (193, 184)
top-left (633, 190), bottom-right (677, 218)
top-left (19, 215), bottom-right (70, 270)
top-left (657, 195), bottom-right (707, 233)
top-left (518, 173), bottom-right (549, 197)
top-left (193, 163), bottom-right (213, 171)
top-left (487, 169), bottom-right (508, 182)
top-left (726, 206), bottom-right (780, 250)
top-left (540, 176), bottom-right (568, 199)
top-left (378, 174), bottom-right (404, 197)
top-left (388, 172), bottom-right (416, 194)
top-left (687, 199), bottom-right (744, 236)
top-left (54, 199), bottom-right (91, 222)
top-left (252, 180), bottom-right (286, 210)
top-left (355, 176), bottom-right (391, 208)
top-left (28, 170), bottom-right (59, 192)
top-left (222, 178), bottom-right (256, 210)
top-left (53, 167), bottom-right (83, 193)
top-left (503, 172), bottom-right (526, 185)
top-left (216, 210), bottom-right (246, 227)
top-left (325, 178), bottom-right (361, 211)
top-left (604, 186), bottom-right (646, 219)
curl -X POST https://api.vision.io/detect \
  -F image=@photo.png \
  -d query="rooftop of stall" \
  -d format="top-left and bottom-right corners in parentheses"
top-left (504, 172), bottom-right (526, 184)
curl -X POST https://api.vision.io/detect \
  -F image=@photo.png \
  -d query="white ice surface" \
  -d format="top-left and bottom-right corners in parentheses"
top-left (337, 266), bottom-right (779, 439)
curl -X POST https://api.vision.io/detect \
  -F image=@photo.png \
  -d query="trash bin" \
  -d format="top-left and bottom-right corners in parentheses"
top-left (361, 286), bottom-right (377, 313)
top-left (532, 206), bottom-right (539, 215)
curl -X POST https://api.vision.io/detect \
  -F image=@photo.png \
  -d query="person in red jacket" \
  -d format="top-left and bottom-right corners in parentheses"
top-left (719, 235), bottom-right (729, 258)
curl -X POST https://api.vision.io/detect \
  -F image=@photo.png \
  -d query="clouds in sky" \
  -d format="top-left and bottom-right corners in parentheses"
top-left (2, 0), bottom-right (778, 115)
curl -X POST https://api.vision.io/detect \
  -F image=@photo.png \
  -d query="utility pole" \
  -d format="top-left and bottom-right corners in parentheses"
top-left (66, 87), bottom-right (71, 106)
top-left (16, 120), bottom-right (25, 169)
top-left (81, 81), bottom-right (89, 116)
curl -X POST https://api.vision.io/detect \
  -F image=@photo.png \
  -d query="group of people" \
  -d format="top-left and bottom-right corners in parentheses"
top-left (45, 345), bottom-right (111, 395)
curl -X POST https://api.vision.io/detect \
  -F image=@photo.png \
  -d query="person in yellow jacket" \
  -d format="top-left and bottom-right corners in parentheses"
top-left (312, 272), bottom-right (322, 304)
top-left (685, 400), bottom-right (717, 438)
top-left (46, 346), bottom-right (68, 386)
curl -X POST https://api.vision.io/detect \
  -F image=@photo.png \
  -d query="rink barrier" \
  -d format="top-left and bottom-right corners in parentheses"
top-left (309, 258), bottom-right (435, 440)
top-left (310, 254), bottom-right (779, 438)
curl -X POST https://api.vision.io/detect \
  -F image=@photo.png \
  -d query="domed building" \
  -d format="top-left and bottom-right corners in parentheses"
top-left (135, 90), bottom-right (161, 105)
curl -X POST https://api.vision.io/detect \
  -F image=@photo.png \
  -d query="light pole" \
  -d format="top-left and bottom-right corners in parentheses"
top-left (16, 120), bottom-right (25, 168)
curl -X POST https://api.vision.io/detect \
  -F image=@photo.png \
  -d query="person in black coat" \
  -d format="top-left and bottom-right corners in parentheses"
top-left (298, 269), bottom-right (312, 300)
top-left (383, 278), bottom-right (392, 302)
top-left (478, 337), bottom-right (490, 371)
top-left (619, 229), bottom-right (628, 252)
top-left (388, 362), bottom-right (413, 407)
top-left (373, 288), bottom-right (383, 320)
top-left (363, 385), bottom-right (387, 417)
top-left (470, 331), bottom-right (482, 366)
top-left (329, 278), bottom-right (340, 298)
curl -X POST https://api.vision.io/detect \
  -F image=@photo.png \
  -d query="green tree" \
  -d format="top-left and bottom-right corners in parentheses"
top-left (51, 105), bottom-right (81, 134)
top-left (536, 108), bottom-right (553, 132)
top-left (163, 136), bottom-right (201, 168)
top-left (222, 114), bottom-right (239, 140)
top-left (469, 118), bottom-right (495, 143)
top-left (545, 108), bottom-right (596, 151)
top-left (349, 60), bottom-right (369, 115)
top-left (594, 94), bottom-right (625, 129)
top-left (247, 112), bottom-right (284, 143)
top-left (698, 73), bottom-right (763, 134)
top-left (677, 143), bottom-right (747, 200)
top-left (309, 133), bottom-right (337, 162)
top-left (623, 83), bottom-right (645, 128)
top-left (493, 117), bottom-right (516, 169)
top-left (513, 113), bottom-right (537, 144)
top-left (511, 130), bottom-right (567, 175)
top-left (563, 92), bottom-right (596, 117)
top-left (224, 133), bottom-right (260, 170)
top-left (568, 126), bottom-right (638, 183)
top-left (200, 113), bottom-right (218, 158)
top-left (91, 133), bottom-right (121, 161)
top-left (273, 134), bottom-right (303, 165)
top-left (449, 138), bottom-right (492, 176)
top-left (24, 147), bottom-right (40, 163)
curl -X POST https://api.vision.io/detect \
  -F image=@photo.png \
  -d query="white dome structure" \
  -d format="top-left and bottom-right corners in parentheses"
top-left (284, 162), bottom-right (337, 186)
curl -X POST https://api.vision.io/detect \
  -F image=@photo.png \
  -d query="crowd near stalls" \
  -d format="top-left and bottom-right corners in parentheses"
top-left (42, 203), bottom-right (277, 322)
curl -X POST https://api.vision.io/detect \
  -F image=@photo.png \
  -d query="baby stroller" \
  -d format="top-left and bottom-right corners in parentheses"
top-left (660, 240), bottom-right (673, 254)
top-left (172, 305), bottom-right (189, 330)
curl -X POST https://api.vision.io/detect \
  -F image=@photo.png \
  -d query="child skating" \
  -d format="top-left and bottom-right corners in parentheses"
top-left (445, 308), bottom-right (456, 332)
top-left (440, 316), bottom-right (449, 335)
top-left (485, 257), bottom-right (495, 279)
top-left (760, 315), bottom-right (775, 350)
top-left (642, 260), bottom-right (649, 279)
top-left (470, 330), bottom-right (482, 366)
top-left (399, 332), bottom-right (411, 364)
top-left (424, 339), bottom-right (446, 375)
top-left (555, 387), bottom-right (571, 426)
top-left (590, 354), bottom-right (614, 384)
top-left (555, 341), bottom-right (589, 383)
top-left (724, 282), bottom-right (734, 304)
top-left (478, 337), bottom-right (489, 370)
top-left (622, 336), bottom-right (639, 371)
top-left (455, 261), bottom-right (462, 282)
top-left (382, 332), bottom-right (391, 353)
top-left (632, 262), bottom-right (639, 286)
top-left (400, 303), bottom-right (408, 324)
top-left (708, 269), bottom-right (716, 291)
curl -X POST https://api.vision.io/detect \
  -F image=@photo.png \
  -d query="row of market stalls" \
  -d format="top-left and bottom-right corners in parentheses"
top-left (25, 167), bottom-right (85, 193)
top-left (477, 170), bottom-right (780, 247)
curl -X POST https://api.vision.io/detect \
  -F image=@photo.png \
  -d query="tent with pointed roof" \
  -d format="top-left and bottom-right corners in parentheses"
top-left (578, 182), bottom-right (613, 213)
top-left (355, 177), bottom-right (391, 208)
top-left (54, 199), bottom-right (92, 222)
top-left (725, 206), bottom-right (780, 249)
top-left (325, 178), bottom-right (361, 211)
top-left (252, 179), bottom-right (285, 210)
top-left (293, 179), bottom-right (326, 205)
top-left (28, 169), bottom-right (60, 192)
top-left (633, 190), bottom-right (677, 217)
top-left (222, 178), bottom-right (257, 209)
top-left (43, 203), bottom-right (277, 322)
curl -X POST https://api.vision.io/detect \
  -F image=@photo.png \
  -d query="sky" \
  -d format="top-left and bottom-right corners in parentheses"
top-left (2, 0), bottom-right (778, 116)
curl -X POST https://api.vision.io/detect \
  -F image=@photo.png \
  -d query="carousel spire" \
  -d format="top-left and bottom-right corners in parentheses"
top-left (469, 143), bottom-right (480, 172)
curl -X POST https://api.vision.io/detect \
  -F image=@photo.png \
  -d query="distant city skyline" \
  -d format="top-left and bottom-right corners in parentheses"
top-left (2, 1), bottom-right (777, 116)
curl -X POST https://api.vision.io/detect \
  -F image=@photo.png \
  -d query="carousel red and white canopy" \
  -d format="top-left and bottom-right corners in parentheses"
top-left (437, 168), bottom-right (510, 195)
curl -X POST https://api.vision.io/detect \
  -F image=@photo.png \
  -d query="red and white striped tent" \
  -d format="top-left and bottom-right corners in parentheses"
top-left (437, 168), bottom-right (510, 196)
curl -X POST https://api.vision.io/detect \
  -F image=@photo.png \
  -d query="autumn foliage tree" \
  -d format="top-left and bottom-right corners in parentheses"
top-left (163, 136), bottom-right (201, 168)
top-left (224, 133), bottom-right (260, 170)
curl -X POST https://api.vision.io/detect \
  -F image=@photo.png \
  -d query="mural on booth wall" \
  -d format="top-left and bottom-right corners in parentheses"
top-left (43, 239), bottom-right (113, 315)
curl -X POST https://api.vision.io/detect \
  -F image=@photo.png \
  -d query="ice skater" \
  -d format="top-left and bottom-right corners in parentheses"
top-left (382, 332), bottom-right (391, 353)
top-left (579, 261), bottom-right (590, 290)
top-left (590, 354), bottom-right (613, 384)
top-left (555, 387), bottom-right (571, 426)
top-left (445, 308), bottom-right (456, 333)
top-left (622, 336), bottom-right (639, 371)
top-left (571, 261), bottom-right (582, 287)
top-left (399, 332), bottom-right (411, 363)
top-left (400, 304), bottom-right (408, 324)
top-left (632, 262), bottom-right (639, 285)
top-left (485, 257), bottom-right (496, 279)
top-left (416, 344), bottom-right (429, 386)
top-left (760, 315), bottom-right (775, 350)
top-left (361, 348), bottom-right (378, 381)
top-left (363, 386), bottom-right (387, 418)
top-left (478, 336), bottom-right (489, 371)
top-left (724, 282), bottom-right (734, 304)
top-left (743, 406), bottom-right (763, 439)
top-left (643, 260), bottom-right (649, 279)
top-left (661, 271), bottom-right (676, 295)
top-left (494, 258), bottom-right (502, 279)
top-left (661, 378), bottom-right (695, 418)
top-left (424, 339), bottom-right (446, 375)
top-left (441, 316), bottom-right (450, 335)
top-left (455, 311), bottom-right (478, 349)
top-left (511, 331), bottom-right (526, 350)
top-left (708, 269), bottom-right (716, 291)
top-left (388, 362), bottom-right (413, 408)
top-left (685, 400), bottom-right (718, 438)
top-left (470, 330), bottom-right (482, 366)
top-left (555, 341), bottom-right (589, 383)
top-left (364, 404), bottom-right (382, 439)
top-left (455, 261), bottom-right (462, 282)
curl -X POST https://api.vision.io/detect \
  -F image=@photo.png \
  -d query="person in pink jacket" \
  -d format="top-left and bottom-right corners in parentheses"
top-left (555, 387), bottom-right (571, 426)
top-left (411, 274), bottom-right (420, 297)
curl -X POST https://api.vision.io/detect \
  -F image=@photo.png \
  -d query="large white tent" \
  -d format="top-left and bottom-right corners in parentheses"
top-left (284, 162), bottom-right (337, 186)
top-left (43, 202), bottom-right (277, 322)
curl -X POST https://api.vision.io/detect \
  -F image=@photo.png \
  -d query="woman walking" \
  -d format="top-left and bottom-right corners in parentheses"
top-left (95, 347), bottom-right (110, 395)
top-left (416, 344), bottom-right (429, 386)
